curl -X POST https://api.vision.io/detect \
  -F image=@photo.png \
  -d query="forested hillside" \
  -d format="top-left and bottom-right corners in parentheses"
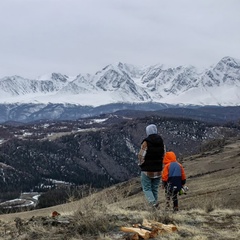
top-left (0, 115), bottom-right (239, 200)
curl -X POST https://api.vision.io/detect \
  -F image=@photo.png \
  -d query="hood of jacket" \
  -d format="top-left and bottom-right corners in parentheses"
top-left (146, 124), bottom-right (157, 136)
top-left (163, 151), bottom-right (177, 165)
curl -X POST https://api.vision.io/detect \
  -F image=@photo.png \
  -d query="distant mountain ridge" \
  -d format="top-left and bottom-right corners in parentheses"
top-left (0, 56), bottom-right (239, 123)
top-left (0, 56), bottom-right (239, 106)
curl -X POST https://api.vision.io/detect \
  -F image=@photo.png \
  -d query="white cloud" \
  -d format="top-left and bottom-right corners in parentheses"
top-left (0, 0), bottom-right (240, 78)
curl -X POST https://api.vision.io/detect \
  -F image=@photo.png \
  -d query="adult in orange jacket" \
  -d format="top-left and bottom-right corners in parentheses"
top-left (162, 151), bottom-right (186, 211)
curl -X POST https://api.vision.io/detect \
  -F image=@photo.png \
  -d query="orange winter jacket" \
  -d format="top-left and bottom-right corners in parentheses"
top-left (162, 151), bottom-right (186, 190)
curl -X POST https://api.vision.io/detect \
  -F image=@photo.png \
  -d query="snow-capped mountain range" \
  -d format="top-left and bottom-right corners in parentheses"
top-left (1, 56), bottom-right (240, 107)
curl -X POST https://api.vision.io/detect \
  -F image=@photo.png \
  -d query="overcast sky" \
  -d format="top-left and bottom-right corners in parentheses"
top-left (0, 0), bottom-right (240, 79)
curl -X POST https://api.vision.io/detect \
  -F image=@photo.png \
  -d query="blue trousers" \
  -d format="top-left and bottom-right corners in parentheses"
top-left (141, 172), bottom-right (160, 205)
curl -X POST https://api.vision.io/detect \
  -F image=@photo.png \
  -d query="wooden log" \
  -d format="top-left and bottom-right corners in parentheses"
top-left (121, 220), bottom-right (178, 239)
top-left (120, 227), bottom-right (150, 239)
top-left (142, 219), bottom-right (177, 233)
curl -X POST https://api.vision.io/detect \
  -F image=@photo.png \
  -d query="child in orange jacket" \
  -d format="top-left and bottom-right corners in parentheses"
top-left (162, 151), bottom-right (186, 211)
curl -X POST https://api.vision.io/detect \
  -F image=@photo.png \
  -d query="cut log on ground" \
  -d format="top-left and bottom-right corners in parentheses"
top-left (143, 219), bottom-right (178, 233)
top-left (121, 227), bottom-right (150, 239)
top-left (121, 219), bottom-right (177, 239)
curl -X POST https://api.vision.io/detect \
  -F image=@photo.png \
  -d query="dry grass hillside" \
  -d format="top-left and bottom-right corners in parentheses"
top-left (0, 137), bottom-right (239, 239)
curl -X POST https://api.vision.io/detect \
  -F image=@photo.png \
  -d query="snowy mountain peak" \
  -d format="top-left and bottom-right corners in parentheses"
top-left (202, 56), bottom-right (240, 87)
top-left (0, 56), bottom-right (239, 106)
top-left (214, 56), bottom-right (240, 71)
top-left (36, 73), bottom-right (69, 82)
top-left (219, 56), bottom-right (240, 67)
top-left (51, 73), bottom-right (69, 82)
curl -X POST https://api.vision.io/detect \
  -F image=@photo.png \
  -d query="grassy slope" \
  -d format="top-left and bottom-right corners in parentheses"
top-left (0, 138), bottom-right (239, 239)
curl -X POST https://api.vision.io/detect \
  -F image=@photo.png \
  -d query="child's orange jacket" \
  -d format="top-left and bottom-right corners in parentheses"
top-left (162, 151), bottom-right (186, 191)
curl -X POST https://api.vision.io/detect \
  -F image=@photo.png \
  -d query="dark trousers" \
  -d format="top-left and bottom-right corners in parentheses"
top-left (165, 185), bottom-right (178, 210)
